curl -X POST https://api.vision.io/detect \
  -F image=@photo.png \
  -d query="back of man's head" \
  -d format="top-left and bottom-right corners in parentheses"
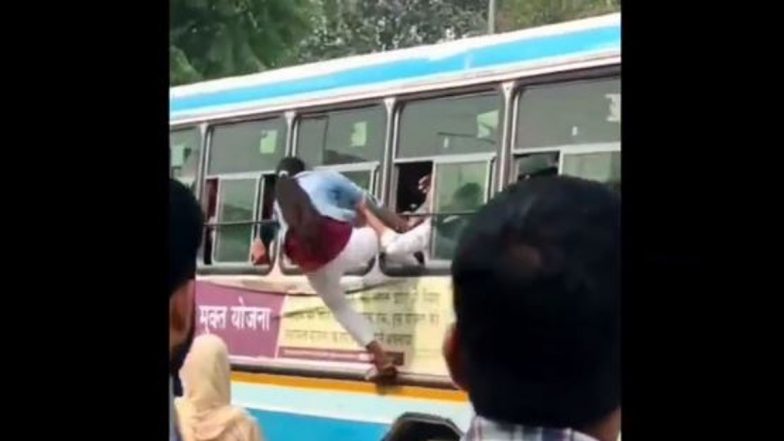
top-left (169, 179), bottom-right (203, 296)
top-left (169, 180), bottom-right (204, 362)
top-left (450, 176), bottom-right (620, 428)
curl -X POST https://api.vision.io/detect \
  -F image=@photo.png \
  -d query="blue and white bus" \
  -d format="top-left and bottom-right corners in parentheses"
top-left (170, 13), bottom-right (620, 441)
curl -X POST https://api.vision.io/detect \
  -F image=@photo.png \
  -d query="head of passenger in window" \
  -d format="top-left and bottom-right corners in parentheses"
top-left (449, 183), bottom-right (482, 211)
top-left (276, 156), bottom-right (306, 177)
top-left (444, 176), bottom-right (620, 441)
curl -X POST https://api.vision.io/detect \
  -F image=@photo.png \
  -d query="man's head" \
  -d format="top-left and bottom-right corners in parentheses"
top-left (276, 156), bottom-right (306, 177)
top-left (169, 179), bottom-right (204, 360)
top-left (445, 176), bottom-right (620, 430)
top-left (451, 183), bottom-right (483, 210)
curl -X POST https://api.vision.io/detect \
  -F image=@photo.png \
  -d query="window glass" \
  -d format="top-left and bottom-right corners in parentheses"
top-left (209, 118), bottom-right (286, 174)
top-left (170, 128), bottom-right (201, 185)
top-left (399, 94), bottom-right (501, 158)
top-left (516, 78), bottom-right (620, 149)
top-left (432, 161), bottom-right (488, 260)
top-left (297, 106), bottom-right (385, 166)
top-left (215, 179), bottom-right (256, 263)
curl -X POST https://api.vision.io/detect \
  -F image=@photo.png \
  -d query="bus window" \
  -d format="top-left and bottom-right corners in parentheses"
top-left (514, 77), bottom-right (620, 187)
top-left (170, 127), bottom-right (200, 188)
top-left (384, 91), bottom-right (499, 272)
top-left (431, 161), bottom-right (489, 261)
top-left (285, 105), bottom-right (385, 274)
top-left (394, 162), bottom-right (433, 214)
top-left (398, 93), bottom-right (501, 158)
top-left (515, 78), bottom-right (620, 150)
top-left (213, 178), bottom-right (257, 263)
top-left (297, 105), bottom-right (385, 166)
top-left (208, 118), bottom-right (286, 175)
top-left (381, 161), bottom-right (434, 269)
top-left (205, 117), bottom-right (286, 268)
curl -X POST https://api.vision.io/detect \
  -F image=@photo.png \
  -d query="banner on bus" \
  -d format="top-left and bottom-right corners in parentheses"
top-left (194, 277), bottom-right (454, 377)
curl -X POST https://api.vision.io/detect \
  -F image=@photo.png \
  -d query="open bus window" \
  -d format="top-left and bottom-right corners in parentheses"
top-left (431, 161), bottom-right (488, 261)
top-left (395, 162), bottom-right (432, 213)
top-left (381, 161), bottom-right (434, 269)
top-left (170, 127), bottom-right (201, 186)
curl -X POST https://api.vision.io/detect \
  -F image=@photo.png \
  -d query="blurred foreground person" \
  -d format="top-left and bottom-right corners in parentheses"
top-left (170, 179), bottom-right (205, 441)
top-left (176, 335), bottom-right (264, 441)
top-left (446, 176), bottom-right (620, 441)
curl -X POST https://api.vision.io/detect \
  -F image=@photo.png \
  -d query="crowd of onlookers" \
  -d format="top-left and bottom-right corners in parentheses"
top-left (168, 171), bottom-right (620, 441)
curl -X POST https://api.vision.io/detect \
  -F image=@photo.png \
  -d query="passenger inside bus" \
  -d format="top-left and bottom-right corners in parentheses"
top-left (432, 182), bottom-right (483, 259)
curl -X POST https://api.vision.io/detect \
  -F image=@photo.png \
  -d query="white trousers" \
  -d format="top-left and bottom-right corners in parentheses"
top-left (306, 227), bottom-right (379, 347)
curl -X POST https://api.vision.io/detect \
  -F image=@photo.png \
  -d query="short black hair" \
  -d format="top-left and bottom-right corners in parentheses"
top-left (276, 156), bottom-right (306, 176)
top-left (451, 176), bottom-right (620, 428)
top-left (169, 179), bottom-right (204, 296)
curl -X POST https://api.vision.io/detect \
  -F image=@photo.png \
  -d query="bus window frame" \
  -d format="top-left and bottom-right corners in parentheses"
top-left (209, 172), bottom-right (262, 267)
top-left (169, 125), bottom-right (202, 189)
top-left (200, 114), bottom-right (290, 275)
top-left (381, 86), bottom-right (503, 276)
top-left (275, 103), bottom-right (388, 277)
top-left (510, 73), bottom-right (621, 187)
top-left (294, 104), bottom-right (387, 167)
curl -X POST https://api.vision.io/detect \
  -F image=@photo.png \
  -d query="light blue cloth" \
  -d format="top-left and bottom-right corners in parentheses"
top-left (275, 170), bottom-right (369, 238)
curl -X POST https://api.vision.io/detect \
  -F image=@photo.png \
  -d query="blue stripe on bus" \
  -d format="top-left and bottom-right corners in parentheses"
top-left (232, 381), bottom-right (473, 430)
top-left (249, 408), bottom-right (388, 441)
top-left (170, 25), bottom-right (620, 117)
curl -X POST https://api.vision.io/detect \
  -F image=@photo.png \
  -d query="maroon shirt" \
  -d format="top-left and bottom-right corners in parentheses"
top-left (284, 216), bottom-right (352, 272)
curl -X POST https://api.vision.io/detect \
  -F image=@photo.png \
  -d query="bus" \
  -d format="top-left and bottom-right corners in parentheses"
top-left (170, 13), bottom-right (620, 441)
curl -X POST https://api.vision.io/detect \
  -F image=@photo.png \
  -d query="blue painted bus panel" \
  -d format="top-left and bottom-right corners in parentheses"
top-left (249, 408), bottom-right (389, 441)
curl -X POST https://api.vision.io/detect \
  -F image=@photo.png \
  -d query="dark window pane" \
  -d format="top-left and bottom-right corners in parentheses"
top-left (215, 179), bottom-right (256, 263)
top-left (209, 118), bottom-right (286, 174)
top-left (170, 128), bottom-right (201, 185)
top-left (432, 162), bottom-right (488, 260)
top-left (399, 94), bottom-right (501, 158)
top-left (516, 78), bottom-right (620, 150)
top-left (297, 106), bottom-right (385, 166)
top-left (515, 152), bottom-right (559, 181)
